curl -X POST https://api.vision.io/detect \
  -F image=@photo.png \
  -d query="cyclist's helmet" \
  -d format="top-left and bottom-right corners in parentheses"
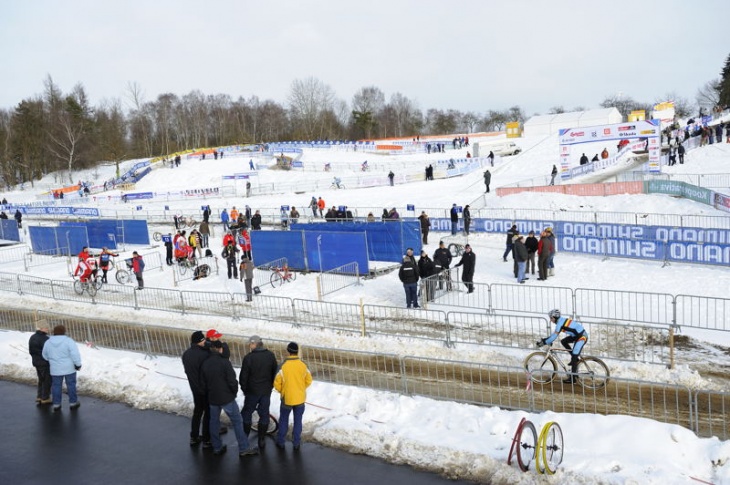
top-left (548, 309), bottom-right (561, 320)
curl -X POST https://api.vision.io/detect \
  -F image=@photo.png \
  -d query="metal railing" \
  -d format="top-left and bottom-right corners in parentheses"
top-left (317, 261), bottom-right (360, 299)
top-left (0, 306), bottom-right (710, 438)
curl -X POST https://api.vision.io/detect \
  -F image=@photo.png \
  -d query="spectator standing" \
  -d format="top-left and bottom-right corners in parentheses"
top-left (132, 251), bottom-right (145, 290)
top-left (309, 197), bottom-right (318, 218)
top-left (546, 227), bottom-right (557, 276)
top-left (388, 171), bottom-right (395, 186)
top-left (525, 230), bottom-right (538, 276)
top-left (240, 257), bottom-right (255, 301)
top-left (433, 241), bottom-right (452, 291)
top-left (317, 197), bottom-right (326, 218)
top-left (251, 211), bottom-right (262, 230)
top-left (290, 206), bottom-right (300, 225)
top-left (165, 233), bottom-right (174, 265)
top-left (238, 229), bottom-right (252, 260)
top-left (503, 224), bottom-right (518, 262)
top-left (678, 143), bottom-right (685, 164)
top-left (601, 148), bottom-right (609, 159)
top-left (513, 235), bottom-right (529, 284)
top-left (222, 241), bottom-right (239, 279)
top-left (42, 324), bottom-right (82, 411)
top-left (202, 205), bottom-right (211, 223)
top-left (450, 204), bottom-right (459, 235)
top-left (537, 230), bottom-right (553, 281)
top-left (230, 207), bottom-right (239, 223)
top-left (239, 335), bottom-right (278, 450)
top-left (417, 211), bottom-right (430, 244)
top-left (550, 165), bottom-right (558, 186)
top-left (220, 208), bottom-right (230, 231)
top-left (274, 342), bottom-right (313, 451)
top-left (183, 331), bottom-right (212, 448)
top-left (14, 209), bottom-right (22, 228)
top-left (246, 181), bottom-right (252, 197)
top-left (202, 340), bottom-right (258, 457)
top-left (398, 248), bottom-right (420, 309)
top-left (418, 250), bottom-right (436, 302)
top-left (488, 150), bottom-right (495, 166)
top-left (463, 205), bottom-right (472, 236)
top-left (29, 322), bottom-right (52, 405)
top-left (199, 221), bottom-right (210, 248)
top-left (453, 244), bottom-right (476, 293)
top-left (483, 170), bottom-right (491, 192)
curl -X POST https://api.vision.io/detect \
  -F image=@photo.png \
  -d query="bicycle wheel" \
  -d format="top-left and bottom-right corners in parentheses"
top-left (270, 272), bottom-right (282, 287)
top-left (250, 410), bottom-right (279, 435)
top-left (87, 282), bottom-right (98, 297)
top-left (153, 232), bottom-right (162, 242)
top-left (516, 420), bottom-right (537, 472)
top-left (540, 422), bottom-right (564, 475)
top-left (448, 243), bottom-right (464, 258)
top-left (524, 352), bottom-right (557, 384)
top-left (178, 263), bottom-right (187, 276)
top-left (286, 270), bottom-right (297, 282)
top-left (73, 280), bottom-right (84, 295)
top-left (577, 356), bottom-right (610, 389)
top-left (93, 278), bottom-right (103, 291)
top-left (188, 219), bottom-right (197, 227)
top-left (116, 270), bottom-right (131, 285)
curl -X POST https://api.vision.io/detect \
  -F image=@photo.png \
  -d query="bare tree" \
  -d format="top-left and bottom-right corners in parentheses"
top-left (696, 79), bottom-right (720, 113)
top-left (46, 83), bottom-right (93, 183)
top-left (548, 106), bottom-right (565, 114)
top-left (656, 92), bottom-right (694, 119)
top-left (288, 77), bottom-right (337, 140)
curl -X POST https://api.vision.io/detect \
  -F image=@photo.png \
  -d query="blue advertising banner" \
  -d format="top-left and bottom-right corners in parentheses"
top-left (17, 206), bottom-right (100, 217)
top-left (122, 192), bottom-right (154, 201)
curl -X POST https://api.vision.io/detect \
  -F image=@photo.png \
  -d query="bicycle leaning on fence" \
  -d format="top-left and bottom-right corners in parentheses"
top-left (524, 344), bottom-right (610, 389)
top-left (270, 264), bottom-right (296, 287)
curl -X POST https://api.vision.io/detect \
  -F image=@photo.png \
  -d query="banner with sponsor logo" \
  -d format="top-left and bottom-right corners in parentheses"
top-left (17, 206), bottom-right (100, 217)
top-left (645, 180), bottom-right (715, 205)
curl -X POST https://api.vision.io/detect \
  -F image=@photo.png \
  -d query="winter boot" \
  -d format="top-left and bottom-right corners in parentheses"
top-left (243, 422), bottom-right (251, 437)
top-left (258, 428), bottom-right (267, 450)
top-left (563, 355), bottom-right (579, 384)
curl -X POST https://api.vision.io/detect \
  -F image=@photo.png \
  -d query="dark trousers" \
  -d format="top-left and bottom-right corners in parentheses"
top-left (135, 272), bottom-right (144, 288)
top-left (502, 243), bottom-right (513, 261)
top-left (538, 255), bottom-right (549, 280)
top-left (226, 259), bottom-right (238, 279)
top-left (35, 365), bottom-right (51, 400)
top-left (403, 283), bottom-right (419, 308)
top-left (191, 392), bottom-right (210, 441)
top-left (241, 392), bottom-right (272, 431)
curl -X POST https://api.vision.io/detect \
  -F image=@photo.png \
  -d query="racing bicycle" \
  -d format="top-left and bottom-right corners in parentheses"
top-left (524, 344), bottom-right (610, 389)
top-left (115, 259), bottom-right (134, 284)
top-left (72, 275), bottom-right (98, 297)
top-left (448, 242), bottom-right (465, 257)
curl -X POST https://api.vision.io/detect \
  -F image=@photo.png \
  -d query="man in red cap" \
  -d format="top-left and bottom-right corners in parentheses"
top-left (206, 329), bottom-right (230, 359)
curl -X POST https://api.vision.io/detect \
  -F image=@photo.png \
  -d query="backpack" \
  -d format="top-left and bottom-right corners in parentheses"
top-left (205, 249), bottom-right (213, 258)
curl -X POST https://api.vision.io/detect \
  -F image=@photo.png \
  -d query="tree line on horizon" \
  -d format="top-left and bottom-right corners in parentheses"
top-left (0, 52), bottom-right (728, 189)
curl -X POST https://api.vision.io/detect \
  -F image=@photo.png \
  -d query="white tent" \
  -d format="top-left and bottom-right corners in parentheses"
top-left (523, 108), bottom-right (623, 137)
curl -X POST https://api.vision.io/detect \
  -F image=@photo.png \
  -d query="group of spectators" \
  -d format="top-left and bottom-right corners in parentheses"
top-left (182, 331), bottom-right (312, 456)
top-left (504, 225), bottom-right (556, 282)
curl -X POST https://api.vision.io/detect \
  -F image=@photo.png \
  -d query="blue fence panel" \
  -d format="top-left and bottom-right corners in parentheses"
top-left (29, 226), bottom-right (88, 256)
top-left (302, 231), bottom-right (369, 273)
top-left (121, 220), bottom-right (150, 245)
top-left (290, 221), bottom-right (420, 263)
top-left (250, 231), bottom-right (307, 270)
top-left (0, 219), bottom-right (20, 241)
top-left (60, 220), bottom-right (119, 249)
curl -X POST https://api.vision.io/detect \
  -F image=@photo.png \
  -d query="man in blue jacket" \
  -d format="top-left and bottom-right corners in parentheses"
top-left (42, 325), bottom-right (82, 411)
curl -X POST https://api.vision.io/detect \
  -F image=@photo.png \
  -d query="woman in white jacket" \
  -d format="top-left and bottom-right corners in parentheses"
top-left (42, 325), bottom-right (82, 411)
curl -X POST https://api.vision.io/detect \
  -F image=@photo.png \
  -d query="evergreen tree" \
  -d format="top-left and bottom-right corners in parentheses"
top-left (719, 53), bottom-right (730, 109)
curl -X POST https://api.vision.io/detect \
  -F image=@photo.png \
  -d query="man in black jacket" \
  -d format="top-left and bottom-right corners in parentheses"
top-left (251, 210), bottom-right (262, 230)
top-left (202, 341), bottom-right (258, 457)
top-left (398, 248), bottom-right (420, 308)
top-left (418, 251), bottom-right (436, 302)
top-left (182, 331), bottom-right (212, 448)
top-left (240, 335), bottom-right (278, 449)
top-left (433, 241), bottom-right (453, 290)
top-left (29, 322), bottom-right (51, 404)
top-left (503, 224), bottom-right (518, 262)
top-left (453, 244), bottom-right (476, 293)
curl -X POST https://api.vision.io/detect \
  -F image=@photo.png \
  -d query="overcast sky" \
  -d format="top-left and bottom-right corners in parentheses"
top-left (1, 1), bottom-right (728, 116)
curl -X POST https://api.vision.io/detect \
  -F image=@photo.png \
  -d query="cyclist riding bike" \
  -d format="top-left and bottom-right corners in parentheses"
top-left (361, 161), bottom-right (369, 171)
top-left (333, 177), bottom-right (342, 189)
top-left (74, 256), bottom-right (93, 284)
top-left (537, 309), bottom-right (588, 384)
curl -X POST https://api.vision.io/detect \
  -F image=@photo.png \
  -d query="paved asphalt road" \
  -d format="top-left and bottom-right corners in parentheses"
top-left (1, 380), bottom-right (476, 485)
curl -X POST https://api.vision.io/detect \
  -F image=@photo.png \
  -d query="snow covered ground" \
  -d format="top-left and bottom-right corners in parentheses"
top-left (2, 135), bottom-right (730, 483)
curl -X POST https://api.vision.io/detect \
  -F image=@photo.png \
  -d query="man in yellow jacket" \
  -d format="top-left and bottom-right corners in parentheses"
top-left (274, 342), bottom-right (312, 450)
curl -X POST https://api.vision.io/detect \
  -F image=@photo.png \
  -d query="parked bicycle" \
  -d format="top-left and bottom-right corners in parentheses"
top-left (153, 231), bottom-right (163, 242)
top-left (270, 264), bottom-right (296, 287)
top-left (115, 258), bottom-right (134, 284)
top-left (177, 215), bottom-right (197, 228)
top-left (177, 255), bottom-right (198, 276)
top-left (524, 344), bottom-right (610, 389)
top-left (448, 242), bottom-right (465, 257)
